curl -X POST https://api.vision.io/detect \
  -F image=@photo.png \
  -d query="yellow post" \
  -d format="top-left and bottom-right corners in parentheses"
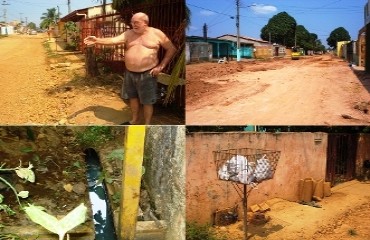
top-left (119, 126), bottom-right (146, 240)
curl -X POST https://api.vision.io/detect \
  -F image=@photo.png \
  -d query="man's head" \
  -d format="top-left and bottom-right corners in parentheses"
top-left (131, 12), bottom-right (149, 34)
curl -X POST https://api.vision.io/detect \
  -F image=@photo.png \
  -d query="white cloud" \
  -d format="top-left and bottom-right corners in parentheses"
top-left (250, 4), bottom-right (277, 15)
top-left (200, 10), bottom-right (216, 17)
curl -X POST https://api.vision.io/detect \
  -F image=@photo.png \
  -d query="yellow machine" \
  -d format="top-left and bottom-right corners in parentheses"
top-left (291, 46), bottom-right (301, 60)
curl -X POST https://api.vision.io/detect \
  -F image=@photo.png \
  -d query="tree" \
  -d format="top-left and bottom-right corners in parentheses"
top-left (40, 8), bottom-right (59, 29)
top-left (326, 27), bottom-right (350, 49)
top-left (296, 25), bottom-right (311, 49)
top-left (260, 12), bottom-right (297, 47)
top-left (27, 22), bottom-right (36, 30)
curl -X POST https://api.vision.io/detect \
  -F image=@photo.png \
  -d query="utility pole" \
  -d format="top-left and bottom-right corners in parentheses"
top-left (19, 12), bottom-right (23, 26)
top-left (203, 23), bottom-right (208, 42)
top-left (236, 0), bottom-right (241, 61)
top-left (67, 0), bottom-right (71, 14)
top-left (1, 0), bottom-right (9, 24)
top-left (57, 6), bottom-right (60, 22)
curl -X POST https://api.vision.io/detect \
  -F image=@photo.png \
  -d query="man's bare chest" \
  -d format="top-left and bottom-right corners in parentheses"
top-left (126, 34), bottom-right (160, 50)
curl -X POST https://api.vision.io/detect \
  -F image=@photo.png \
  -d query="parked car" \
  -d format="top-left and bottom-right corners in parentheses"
top-left (29, 30), bottom-right (37, 35)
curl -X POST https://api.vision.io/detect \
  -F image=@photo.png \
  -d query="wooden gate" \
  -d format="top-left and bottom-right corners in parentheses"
top-left (326, 134), bottom-right (358, 185)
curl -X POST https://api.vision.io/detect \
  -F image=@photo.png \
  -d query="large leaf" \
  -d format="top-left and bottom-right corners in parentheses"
top-left (23, 204), bottom-right (60, 234)
top-left (24, 203), bottom-right (87, 239)
top-left (59, 203), bottom-right (87, 233)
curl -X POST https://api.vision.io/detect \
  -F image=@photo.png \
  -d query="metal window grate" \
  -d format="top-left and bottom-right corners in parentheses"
top-left (213, 148), bottom-right (281, 185)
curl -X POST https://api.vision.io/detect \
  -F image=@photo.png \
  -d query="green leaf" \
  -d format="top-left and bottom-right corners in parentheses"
top-left (24, 203), bottom-right (87, 239)
top-left (23, 204), bottom-right (60, 234)
top-left (0, 204), bottom-right (15, 215)
top-left (107, 148), bottom-right (125, 161)
top-left (20, 146), bottom-right (33, 153)
top-left (17, 191), bottom-right (29, 198)
top-left (15, 165), bottom-right (35, 183)
top-left (59, 203), bottom-right (87, 233)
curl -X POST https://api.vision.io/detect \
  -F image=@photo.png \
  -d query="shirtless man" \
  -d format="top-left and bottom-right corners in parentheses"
top-left (84, 12), bottom-right (176, 125)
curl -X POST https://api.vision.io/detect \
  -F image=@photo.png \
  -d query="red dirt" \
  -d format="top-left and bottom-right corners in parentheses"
top-left (0, 34), bottom-right (183, 125)
top-left (186, 56), bottom-right (370, 125)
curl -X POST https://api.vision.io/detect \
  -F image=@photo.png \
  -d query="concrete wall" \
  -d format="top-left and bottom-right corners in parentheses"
top-left (144, 126), bottom-right (185, 240)
top-left (186, 132), bottom-right (328, 224)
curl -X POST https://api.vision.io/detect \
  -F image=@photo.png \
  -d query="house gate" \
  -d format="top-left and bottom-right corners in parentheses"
top-left (326, 133), bottom-right (358, 185)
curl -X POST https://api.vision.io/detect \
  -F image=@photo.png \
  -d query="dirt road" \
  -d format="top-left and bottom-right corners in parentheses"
top-left (186, 56), bottom-right (370, 125)
top-left (0, 34), bottom-right (183, 125)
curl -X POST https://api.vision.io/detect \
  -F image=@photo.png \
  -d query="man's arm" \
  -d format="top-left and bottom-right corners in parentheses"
top-left (150, 29), bottom-right (177, 76)
top-left (84, 32), bottom-right (126, 46)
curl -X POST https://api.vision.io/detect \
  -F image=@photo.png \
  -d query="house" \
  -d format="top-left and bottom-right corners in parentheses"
top-left (218, 34), bottom-right (286, 58)
top-left (0, 23), bottom-right (14, 35)
top-left (361, 0), bottom-right (370, 70)
top-left (186, 131), bottom-right (370, 224)
top-left (59, 3), bottom-right (121, 52)
top-left (186, 36), bottom-right (234, 63)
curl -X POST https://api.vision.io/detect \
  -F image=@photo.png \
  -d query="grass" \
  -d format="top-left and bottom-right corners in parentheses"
top-left (186, 222), bottom-right (227, 240)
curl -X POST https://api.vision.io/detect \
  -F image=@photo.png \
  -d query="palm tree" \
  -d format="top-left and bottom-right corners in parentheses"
top-left (40, 8), bottom-right (59, 29)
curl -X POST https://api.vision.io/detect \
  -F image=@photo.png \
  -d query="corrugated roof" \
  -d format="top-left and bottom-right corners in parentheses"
top-left (218, 34), bottom-right (269, 44)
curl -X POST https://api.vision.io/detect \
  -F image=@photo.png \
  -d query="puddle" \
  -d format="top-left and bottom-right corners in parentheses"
top-left (85, 148), bottom-right (117, 240)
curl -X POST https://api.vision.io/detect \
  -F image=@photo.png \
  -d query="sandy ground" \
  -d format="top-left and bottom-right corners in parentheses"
top-left (186, 56), bottom-right (370, 125)
top-left (0, 34), bottom-right (183, 125)
top-left (213, 180), bottom-right (370, 240)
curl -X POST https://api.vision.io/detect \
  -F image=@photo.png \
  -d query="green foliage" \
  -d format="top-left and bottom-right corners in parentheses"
top-left (186, 222), bottom-right (226, 240)
top-left (107, 148), bottom-right (125, 161)
top-left (0, 194), bottom-right (16, 215)
top-left (27, 22), bottom-right (37, 30)
top-left (112, 192), bottom-right (121, 204)
top-left (24, 203), bottom-right (87, 240)
top-left (326, 27), bottom-right (351, 49)
top-left (75, 126), bottom-right (113, 148)
top-left (40, 8), bottom-right (59, 29)
top-left (63, 21), bottom-right (80, 51)
top-left (260, 12), bottom-right (297, 47)
top-left (0, 163), bottom-right (34, 214)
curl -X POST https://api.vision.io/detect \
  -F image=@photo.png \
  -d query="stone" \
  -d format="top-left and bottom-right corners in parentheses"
top-left (72, 182), bottom-right (86, 195)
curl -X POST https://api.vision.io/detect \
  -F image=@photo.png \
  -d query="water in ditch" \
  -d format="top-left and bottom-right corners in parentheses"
top-left (84, 148), bottom-right (117, 240)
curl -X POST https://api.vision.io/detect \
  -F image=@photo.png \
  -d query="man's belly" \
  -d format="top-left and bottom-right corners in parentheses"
top-left (125, 47), bottom-right (159, 72)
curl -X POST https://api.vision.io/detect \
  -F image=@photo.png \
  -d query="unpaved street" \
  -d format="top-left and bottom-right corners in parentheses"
top-left (0, 34), bottom-right (183, 125)
top-left (186, 56), bottom-right (370, 125)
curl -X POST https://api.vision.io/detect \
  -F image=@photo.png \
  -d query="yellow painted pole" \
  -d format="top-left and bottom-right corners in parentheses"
top-left (119, 126), bottom-right (146, 240)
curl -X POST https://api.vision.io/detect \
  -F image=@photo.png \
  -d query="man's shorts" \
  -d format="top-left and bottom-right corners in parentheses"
top-left (122, 69), bottom-right (157, 105)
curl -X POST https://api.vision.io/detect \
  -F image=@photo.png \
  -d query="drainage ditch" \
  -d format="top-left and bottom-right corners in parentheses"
top-left (84, 148), bottom-right (117, 240)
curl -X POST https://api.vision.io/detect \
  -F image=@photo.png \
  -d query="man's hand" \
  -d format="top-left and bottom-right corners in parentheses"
top-left (84, 36), bottom-right (97, 46)
top-left (150, 65), bottom-right (163, 77)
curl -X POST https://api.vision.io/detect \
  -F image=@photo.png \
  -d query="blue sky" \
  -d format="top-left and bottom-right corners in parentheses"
top-left (2, 0), bottom-right (112, 26)
top-left (187, 0), bottom-right (366, 46)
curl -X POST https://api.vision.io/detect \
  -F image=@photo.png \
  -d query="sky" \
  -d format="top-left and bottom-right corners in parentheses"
top-left (187, 0), bottom-right (366, 46)
top-left (1, 0), bottom-right (112, 26)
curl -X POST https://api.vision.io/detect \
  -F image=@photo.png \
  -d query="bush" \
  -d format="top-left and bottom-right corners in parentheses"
top-left (186, 222), bottom-right (226, 240)
top-left (74, 126), bottom-right (113, 148)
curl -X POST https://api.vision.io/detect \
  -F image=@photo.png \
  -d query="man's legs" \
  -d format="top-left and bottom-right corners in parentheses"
top-left (143, 104), bottom-right (154, 125)
top-left (129, 98), bottom-right (141, 124)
